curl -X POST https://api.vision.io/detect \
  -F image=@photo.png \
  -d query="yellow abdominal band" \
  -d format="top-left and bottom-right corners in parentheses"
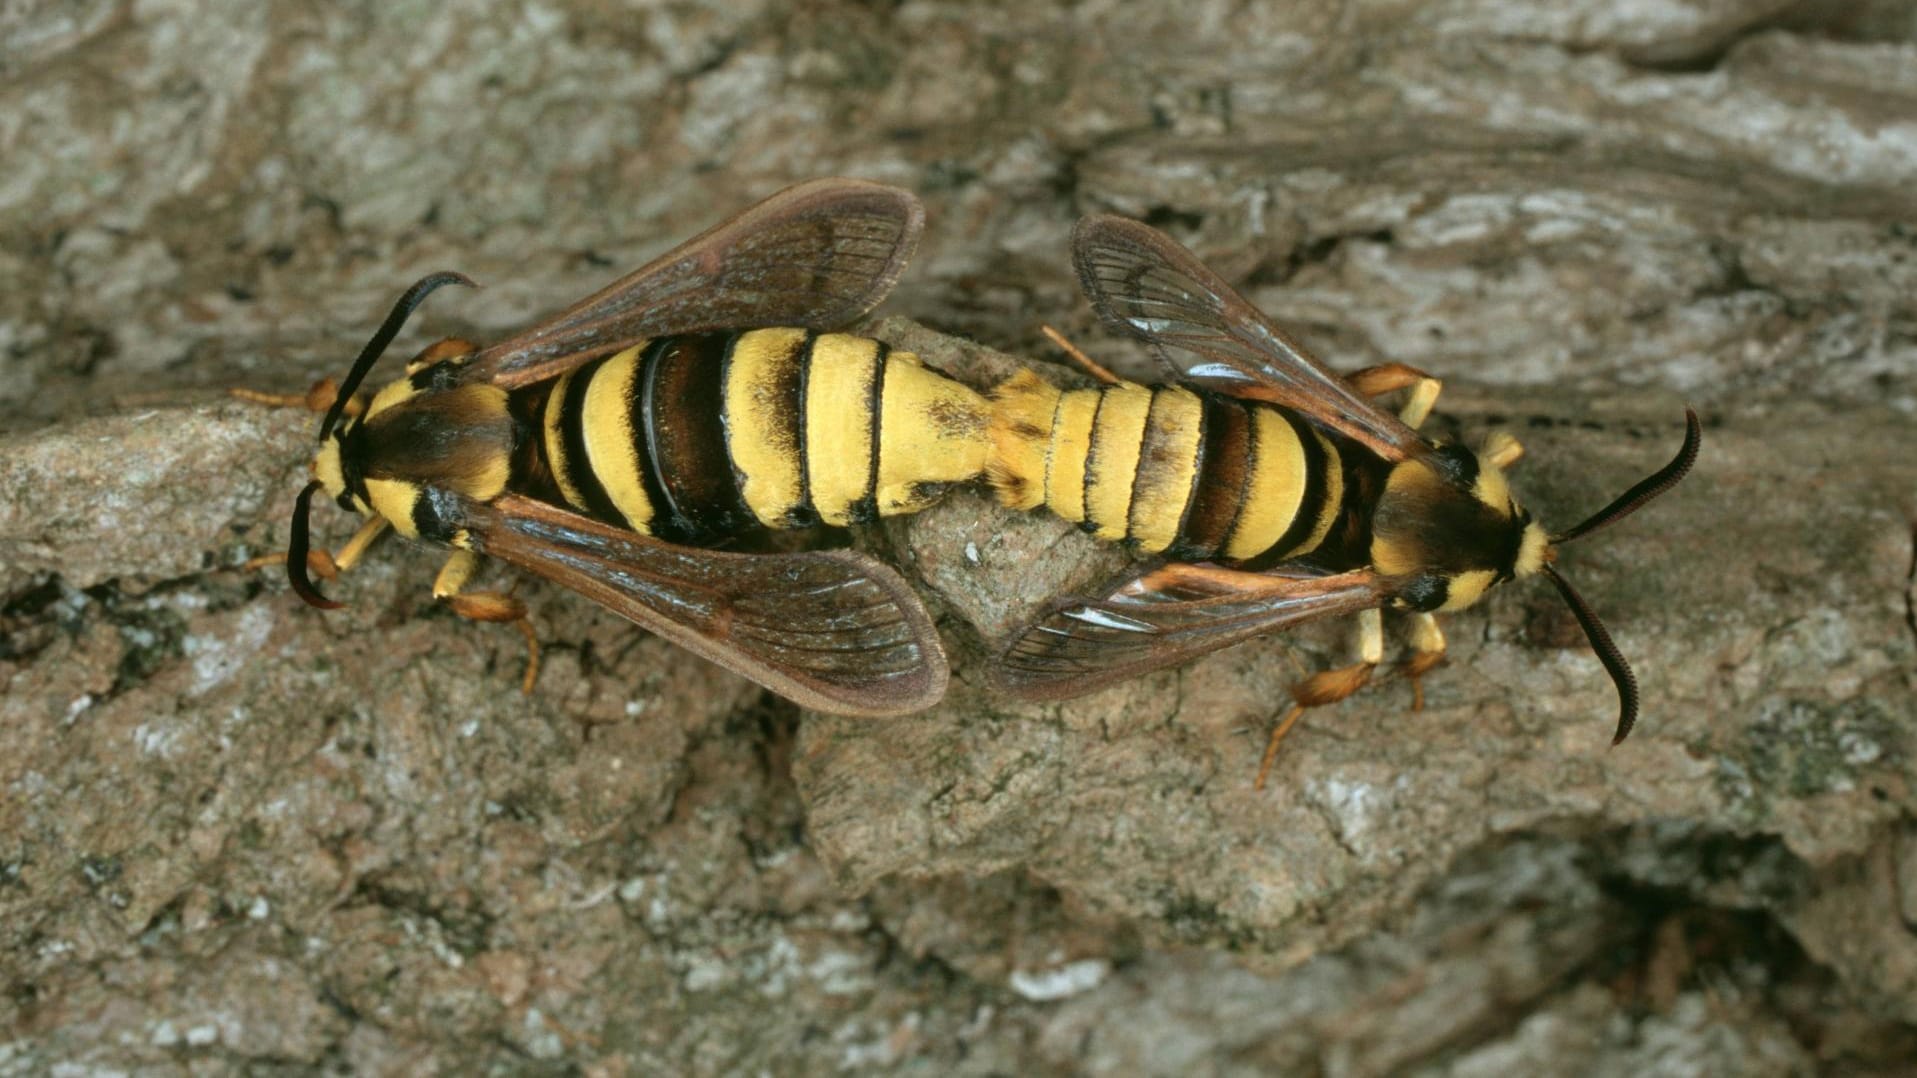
top-left (874, 352), bottom-right (992, 516)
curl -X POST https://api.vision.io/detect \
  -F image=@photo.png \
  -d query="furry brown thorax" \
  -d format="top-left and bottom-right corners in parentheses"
top-left (312, 345), bottom-right (515, 545)
top-left (1370, 442), bottom-right (1548, 614)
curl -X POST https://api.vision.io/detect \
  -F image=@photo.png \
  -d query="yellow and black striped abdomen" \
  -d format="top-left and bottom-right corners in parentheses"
top-left (988, 369), bottom-right (1344, 564)
top-left (532, 329), bottom-right (991, 545)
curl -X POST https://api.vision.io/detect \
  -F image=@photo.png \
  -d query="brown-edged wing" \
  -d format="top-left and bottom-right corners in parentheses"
top-left (463, 178), bottom-right (925, 390)
top-left (1071, 214), bottom-right (1431, 463)
top-left (996, 562), bottom-right (1385, 701)
top-left (460, 494), bottom-right (947, 717)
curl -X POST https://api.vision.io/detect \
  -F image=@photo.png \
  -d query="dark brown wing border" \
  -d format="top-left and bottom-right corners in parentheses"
top-left (460, 494), bottom-right (947, 717)
top-left (996, 563), bottom-right (1385, 701)
top-left (464, 178), bottom-right (925, 389)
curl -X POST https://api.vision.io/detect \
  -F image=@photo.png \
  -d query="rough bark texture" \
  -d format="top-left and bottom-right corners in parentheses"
top-left (4, 1), bottom-right (1916, 1073)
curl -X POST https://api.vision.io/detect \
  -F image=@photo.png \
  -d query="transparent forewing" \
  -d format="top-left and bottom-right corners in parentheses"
top-left (1071, 214), bottom-right (1429, 462)
top-left (464, 495), bottom-right (947, 717)
top-left (996, 564), bottom-right (1384, 701)
top-left (465, 179), bottom-right (925, 389)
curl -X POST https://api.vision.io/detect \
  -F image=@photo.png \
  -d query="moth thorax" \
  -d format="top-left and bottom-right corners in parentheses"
top-left (363, 373), bottom-right (423, 421)
top-left (1369, 453), bottom-right (1531, 612)
top-left (1370, 459), bottom-right (1465, 577)
top-left (372, 384), bottom-right (515, 496)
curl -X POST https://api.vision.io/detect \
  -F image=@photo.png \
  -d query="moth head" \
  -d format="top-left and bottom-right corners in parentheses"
top-left (311, 425), bottom-right (352, 511)
top-left (1380, 410), bottom-right (1702, 746)
top-left (287, 272), bottom-right (477, 610)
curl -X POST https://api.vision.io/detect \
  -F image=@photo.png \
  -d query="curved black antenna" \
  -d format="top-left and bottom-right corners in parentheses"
top-left (287, 480), bottom-right (344, 610)
top-left (318, 271), bottom-right (477, 442)
top-left (1541, 562), bottom-right (1638, 744)
top-left (1553, 407), bottom-right (1701, 544)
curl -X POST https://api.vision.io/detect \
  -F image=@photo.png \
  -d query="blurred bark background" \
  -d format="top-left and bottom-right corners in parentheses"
top-left (4, 1), bottom-right (1916, 1072)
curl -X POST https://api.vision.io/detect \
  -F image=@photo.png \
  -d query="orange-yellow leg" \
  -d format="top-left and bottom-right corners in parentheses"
top-left (433, 550), bottom-right (539, 694)
top-left (242, 516), bottom-right (388, 587)
top-left (1399, 613), bottom-right (1447, 712)
top-left (229, 376), bottom-right (363, 419)
top-left (1482, 430), bottom-right (1525, 470)
top-left (1039, 324), bottom-right (1122, 386)
top-left (405, 337), bottom-right (479, 376)
top-left (1347, 362), bottom-right (1442, 430)
top-left (245, 547), bottom-right (339, 580)
top-left (1255, 609), bottom-right (1384, 789)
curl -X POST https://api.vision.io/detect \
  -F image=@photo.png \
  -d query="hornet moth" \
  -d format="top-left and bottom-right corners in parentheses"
top-left (253, 179), bottom-right (1003, 718)
top-left (986, 215), bottom-right (1701, 785)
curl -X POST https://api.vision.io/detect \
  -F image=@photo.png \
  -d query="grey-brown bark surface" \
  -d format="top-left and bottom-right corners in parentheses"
top-left (4, 1), bottom-right (1916, 1073)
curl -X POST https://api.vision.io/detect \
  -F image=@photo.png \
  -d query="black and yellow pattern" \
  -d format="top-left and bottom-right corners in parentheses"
top-left (987, 369), bottom-right (1344, 564)
top-left (534, 329), bottom-right (991, 545)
